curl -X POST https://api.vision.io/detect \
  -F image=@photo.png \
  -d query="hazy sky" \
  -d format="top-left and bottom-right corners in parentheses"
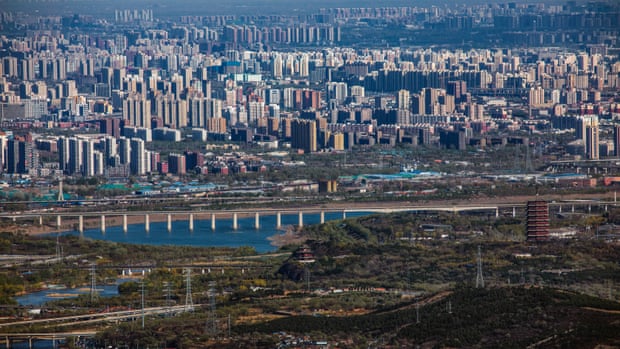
top-left (0, 0), bottom-right (573, 17)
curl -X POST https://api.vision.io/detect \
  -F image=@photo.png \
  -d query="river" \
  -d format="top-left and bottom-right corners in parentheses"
top-left (55, 211), bottom-right (371, 253)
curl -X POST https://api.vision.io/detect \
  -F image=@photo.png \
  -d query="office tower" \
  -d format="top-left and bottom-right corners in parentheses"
top-left (291, 118), bottom-right (317, 153)
top-left (526, 200), bottom-right (549, 241)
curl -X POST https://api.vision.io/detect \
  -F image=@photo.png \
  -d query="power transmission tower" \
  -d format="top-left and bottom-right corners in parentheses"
top-left (141, 280), bottom-right (145, 329)
top-left (513, 144), bottom-right (521, 173)
top-left (55, 234), bottom-right (62, 262)
top-left (163, 281), bottom-right (172, 308)
top-left (90, 263), bottom-right (98, 302)
top-left (184, 268), bottom-right (194, 312)
top-left (416, 302), bottom-right (420, 324)
top-left (525, 142), bottom-right (533, 172)
top-left (206, 281), bottom-right (218, 337)
top-left (305, 267), bottom-right (311, 292)
top-left (476, 245), bottom-right (485, 288)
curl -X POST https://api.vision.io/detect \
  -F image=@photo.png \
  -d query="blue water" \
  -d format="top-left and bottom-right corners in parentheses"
top-left (16, 279), bottom-right (135, 306)
top-left (57, 211), bottom-right (371, 253)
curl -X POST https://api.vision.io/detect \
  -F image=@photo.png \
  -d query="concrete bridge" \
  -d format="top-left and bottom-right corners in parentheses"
top-left (0, 331), bottom-right (95, 349)
top-left (0, 200), bottom-right (615, 234)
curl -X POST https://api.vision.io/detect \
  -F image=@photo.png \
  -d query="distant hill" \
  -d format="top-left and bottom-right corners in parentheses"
top-left (235, 286), bottom-right (620, 348)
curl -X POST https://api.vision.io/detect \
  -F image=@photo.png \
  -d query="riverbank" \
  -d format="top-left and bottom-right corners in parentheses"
top-left (7, 191), bottom-right (617, 237)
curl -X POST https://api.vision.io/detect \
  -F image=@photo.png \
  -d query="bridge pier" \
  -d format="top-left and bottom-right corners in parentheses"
top-left (123, 215), bottom-right (128, 234)
top-left (145, 214), bottom-right (150, 233)
top-left (276, 212), bottom-right (281, 229)
top-left (167, 214), bottom-right (172, 233)
top-left (39, 215), bottom-right (43, 226)
top-left (189, 214), bottom-right (194, 232)
top-left (101, 215), bottom-right (106, 234)
top-left (232, 213), bottom-right (238, 230)
top-left (320, 211), bottom-right (324, 224)
top-left (342, 210), bottom-right (346, 220)
top-left (298, 211), bottom-right (303, 228)
top-left (29, 337), bottom-right (32, 349)
top-left (572, 205), bottom-right (575, 213)
top-left (78, 215), bottom-right (84, 234)
top-left (588, 205), bottom-right (591, 213)
top-left (56, 215), bottom-right (61, 229)
top-left (211, 213), bottom-right (216, 231)
top-left (512, 207), bottom-right (516, 218)
top-left (605, 205), bottom-right (608, 212)
top-left (559, 205), bottom-right (562, 213)
top-left (255, 212), bottom-right (260, 229)
top-left (495, 208), bottom-right (499, 218)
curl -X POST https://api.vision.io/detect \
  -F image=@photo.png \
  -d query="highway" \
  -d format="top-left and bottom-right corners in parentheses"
top-left (1, 199), bottom-right (615, 219)
top-left (0, 304), bottom-right (199, 329)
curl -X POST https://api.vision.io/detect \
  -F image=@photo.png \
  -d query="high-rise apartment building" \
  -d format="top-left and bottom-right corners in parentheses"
top-left (291, 118), bottom-right (317, 153)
